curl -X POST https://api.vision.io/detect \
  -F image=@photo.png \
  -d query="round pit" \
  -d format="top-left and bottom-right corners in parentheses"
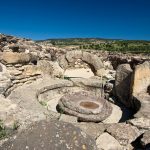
top-left (80, 101), bottom-right (99, 109)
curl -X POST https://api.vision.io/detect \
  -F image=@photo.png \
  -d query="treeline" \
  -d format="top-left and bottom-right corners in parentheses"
top-left (38, 38), bottom-right (150, 53)
top-left (79, 41), bottom-right (150, 53)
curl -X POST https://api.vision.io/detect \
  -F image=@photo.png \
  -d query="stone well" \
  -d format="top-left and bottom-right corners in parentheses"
top-left (58, 91), bottom-right (112, 122)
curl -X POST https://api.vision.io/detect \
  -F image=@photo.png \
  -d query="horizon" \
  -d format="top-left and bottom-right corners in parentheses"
top-left (0, 0), bottom-right (150, 40)
top-left (1, 33), bottom-right (150, 41)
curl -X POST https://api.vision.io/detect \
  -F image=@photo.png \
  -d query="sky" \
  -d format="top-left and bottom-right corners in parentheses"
top-left (0, 0), bottom-right (150, 40)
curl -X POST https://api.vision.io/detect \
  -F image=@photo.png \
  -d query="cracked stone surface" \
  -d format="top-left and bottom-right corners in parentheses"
top-left (6, 77), bottom-right (72, 128)
top-left (96, 132), bottom-right (123, 150)
top-left (106, 123), bottom-right (141, 146)
top-left (1, 120), bottom-right (98, 150)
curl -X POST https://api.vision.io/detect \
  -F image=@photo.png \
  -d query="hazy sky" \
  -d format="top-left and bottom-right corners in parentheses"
top-left (0, 0), bottom-right (150, 40)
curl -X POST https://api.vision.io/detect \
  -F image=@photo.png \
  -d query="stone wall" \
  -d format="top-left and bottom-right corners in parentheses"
top-left (132, 61), bottom-right (150, 95)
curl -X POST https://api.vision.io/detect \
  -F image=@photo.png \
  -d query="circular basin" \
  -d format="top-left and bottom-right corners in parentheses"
top-left (58, 91), bottom-right (112, 122)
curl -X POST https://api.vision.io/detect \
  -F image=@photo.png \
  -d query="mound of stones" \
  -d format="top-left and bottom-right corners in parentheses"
top-left (58, 51), bottom-right (104, 77)
top-left (0, 33), bottom-right (150, 149)
top-left (114, 61), bottom-right (150, 148)
top-left (0, 34), bottom-right (65, 96)
top-left (1, 120), bottom-right (97, 150)
top-left (58, 91), bottom-right (112, 122)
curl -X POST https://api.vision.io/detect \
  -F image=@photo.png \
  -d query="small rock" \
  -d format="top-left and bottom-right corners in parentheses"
top-left (141, 131), bottom-right (150, 147)
top-left (127, 117), bottom-right (150, 131)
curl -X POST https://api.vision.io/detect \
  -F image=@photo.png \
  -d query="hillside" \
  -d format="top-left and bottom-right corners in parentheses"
top-left (37, 38), bottom-right (150, 53)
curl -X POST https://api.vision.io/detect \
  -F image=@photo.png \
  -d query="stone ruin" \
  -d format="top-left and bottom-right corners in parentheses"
top-left (58, 91), bottom-right (112, 122)
top-left (58, 50), bottom-right (105, 77)
top-left (0, 34), bottom-right (150, 149)
top-left (115, 61), bottom-right (150, 120)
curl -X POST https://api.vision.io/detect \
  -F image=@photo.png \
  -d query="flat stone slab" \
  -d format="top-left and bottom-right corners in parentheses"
top-left (1, 120), bottom-right (97, 150)
top-left (106, 123), bottom-right (141, 146)
top-left (127, 117), bottom-right (150, 130)
top-left (58, 91), bottom-right (112, 122)
top-left (75, 122), bottom-right (106, 139)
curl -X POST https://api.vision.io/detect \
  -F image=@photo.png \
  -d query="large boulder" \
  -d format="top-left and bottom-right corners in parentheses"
top-left (1, 120), bottom-right (98, 150)
top-left (106, 123), bottom-right (140, 146)
top-left (82, 52), bottom-right (104, 76)
top-left (65, 50), bottom-right (82, 63)
top-left (115, 64), bottom-right (133, 107)
top-left (0, 52), bottom-right (32, 64)
top-left (132, 61), bottom-right (150, 119)
top-left (58, 55), bottom-right (69, 69)
top-left (58, 51), bottom-right (104, 77)
top-left (132, 61), bottom-right (150, 95)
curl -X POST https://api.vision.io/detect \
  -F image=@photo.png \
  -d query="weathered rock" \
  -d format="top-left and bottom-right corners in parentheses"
top-left (96, 132), bottom-right (123, 150)
top-left (58, 51), bottom-right (104, 77)
top-left (0, 34), bottom-right (42, 55)
top-left (127, 117), bottom-right (150, 131)
top-left (59, 114), bottom-right (78, 124)
top-left (132, 61), bottom-right (150, 119)
top-left (37, 60), bottom-right (53, 75)
top-left (66, 50), bottom-right (82, 63)
top-left (49, 61), bottom-right (64, 78)
top-left (1, 120), bottom-right (98, 150)
top-left (0, 64), bottom-right (2, 72)
top-left (75, 122), bottom-right (106, 139)
top-left (115, 64), bottom-right (133, 107)
top-left (0, 63), bottom-right (11, 94)
top-left (22, 65), bottom-right (42, 76)
top-left (58, 55), bottom-right (68, 69)
top-left (0, 95), bottom-right (18, 129)
top-left (108, 55), bottom-right (129, 70)
top-left (82, 52), bottom-right (104, 76)
top-left (70, 78), bottom-right (103, 88)
top-left (106, 123), bottom-right (140, 146)
top-left (102, 103), bottom-right (122, 124)
top-left (133, 93), bottom-right (150, 119)
top-left (141, 131), bottom-right (150, 147)
top-left (132, 61), bottom-right (150, 95)
top-left (104, 82), bottom-right (114, 94)
top-left (58, 91), bottom-right (112, 122)
top-left (0, 79), bottom-right (11, 95)
top-left (1, 52), bottom-right (32, 64)
top-left (103, 61), bottom-right (113, 70)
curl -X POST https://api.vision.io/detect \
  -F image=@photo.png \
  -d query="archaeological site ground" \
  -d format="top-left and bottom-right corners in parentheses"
top-left (0, 34), bottom-right (150, 150)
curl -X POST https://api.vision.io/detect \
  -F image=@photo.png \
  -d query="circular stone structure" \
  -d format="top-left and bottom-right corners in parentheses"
top-left (58, 91), bottom-right (112, 122)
